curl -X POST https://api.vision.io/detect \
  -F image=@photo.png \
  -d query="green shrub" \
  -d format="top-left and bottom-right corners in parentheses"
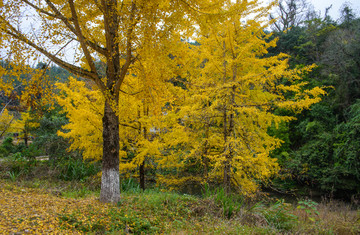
top-left (21, 144), bottom-right (43, 159)
top-left (56, 157), bottom-right (100, 181)
top-left (254, 199), bottom-right (298, 231)
top-left (121, 177), bottom-right (141, 193)
top-left (297, 199), bottom-right (319, 222)
top-left (4, 152), bottom-right (36, 179)
top-left (32, 106), bottom-right (71, 160)
top-left (0, 137), bottom-right (15, 157)
top-left (202, 184), bottom-right (244, 219)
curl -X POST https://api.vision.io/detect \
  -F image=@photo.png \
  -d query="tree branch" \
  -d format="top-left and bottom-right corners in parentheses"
top-left (115, 1), bottom-right (137, 94)
top-left (68, 0), bottom-right (98, 74)
top-left (0, 17), bottom-right (98, 81)
top-left (42, 0), bottom-right (107, 55)
top-left (21, 0), bottom-right (57, 18)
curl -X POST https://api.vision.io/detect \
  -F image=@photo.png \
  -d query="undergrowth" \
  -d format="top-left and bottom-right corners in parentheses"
top-left (0, 158), bottom-right (359, 234)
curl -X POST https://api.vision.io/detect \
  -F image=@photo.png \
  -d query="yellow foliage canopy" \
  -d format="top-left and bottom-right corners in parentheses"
top-left (0, 108), bottom-right (15, 137)
top-left (11, 110), bottom-right (40, 144)
top-left (56, 70), bottom-right (179, 175)
top-left (6, 0), bottom-right (325, 196)
top-left (155, 0), bottom-right (326, 195)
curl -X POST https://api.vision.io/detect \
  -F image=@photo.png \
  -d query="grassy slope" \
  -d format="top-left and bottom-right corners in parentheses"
top-left (0, 158), bottom-right (359, 234)
top-left (0, 179), bottom-right (269, 234)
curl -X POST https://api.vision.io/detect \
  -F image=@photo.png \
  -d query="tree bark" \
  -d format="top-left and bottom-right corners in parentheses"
top-left (100, 100), bottom-right (120, 203)
top-left (24, 131), bottom-right (28, 147)
top-left (223, 100), bottom-right (231, 193)
top-left (139, 161), bottom-right (145, 191)
top-left (99, 0), bottom-right (122, 203)
top-left (202, 120), bottom-right (210, 181)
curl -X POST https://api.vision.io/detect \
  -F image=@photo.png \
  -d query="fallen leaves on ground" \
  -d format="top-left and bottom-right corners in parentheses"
top-left (0, 180), bottom-right (111, 234)
top-left (0, 180), bottom-right (194, 234)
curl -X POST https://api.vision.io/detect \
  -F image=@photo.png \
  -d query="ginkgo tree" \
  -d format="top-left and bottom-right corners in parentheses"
top-left (56, 39), bottom-right (185, 190)
top-left (156, 0), bottom-right (325, 195)
top-left (0, 59), bottom-right (55, 120)
top-left (11, 109), bottom-right (40, 146)
top-left (0, 61), bottom-right (53, 143)
top-left (0, 108), bottom-right (15, 138)
top-left (0, 0), bottom-right (213, 203)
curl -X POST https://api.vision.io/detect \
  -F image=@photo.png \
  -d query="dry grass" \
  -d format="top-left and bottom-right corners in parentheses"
top-left (290, 198), bottom-right (360, 234)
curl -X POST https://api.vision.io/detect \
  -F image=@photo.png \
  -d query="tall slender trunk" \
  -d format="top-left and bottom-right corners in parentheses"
top-left (223, 145), bottom-right (231, 194)
top-left (139, 125), bottom-right (146, 191)
top-left (139, 105), bottom-right (149, 191)
top-left (223, 102), bottom-right (231, 193)
top-left (202, 119), bottom-right (210, 181)
top-left (222, 41), bottom-right (231, 194)
top-left (24, 131), bottom-right (28, 147)
top-left (139, 161), bottom-right (145, 191)
top-left (100, 100), bottom-right (120, 203)
top-left (225, 66), bottom-right (237, 194)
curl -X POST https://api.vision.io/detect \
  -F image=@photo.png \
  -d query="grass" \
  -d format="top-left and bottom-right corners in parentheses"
top-left (0, 158), bottom-right (359, 234)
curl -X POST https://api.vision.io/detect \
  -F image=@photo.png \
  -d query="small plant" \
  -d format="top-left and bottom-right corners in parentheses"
top-left (121, 177), bottom-right (140, 193)
top-left (7, 171), bottom-right (20, 181)
top-left (253, 199), bottom-right (298, 231)
top-left (106, 208), bottom-right (153, 233)
top-left (214, 188), bottom-right (238, 219)
top-left (297, 199), bottom-right (319, 222)
top-left (202, 183), bottom-right (212, 198)
top-left (202, 185), bottom-right (244, 219)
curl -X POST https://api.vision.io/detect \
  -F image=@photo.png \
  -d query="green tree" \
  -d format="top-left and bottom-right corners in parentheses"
top-left (268, 6), bottom-right (360, 197)
top-left (32, 105), bottom-right (70, 160)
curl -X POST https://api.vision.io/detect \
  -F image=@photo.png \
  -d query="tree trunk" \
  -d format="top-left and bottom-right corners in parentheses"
top-left (223, 158), bottom-right (231, 194)
top-left (222, 41), bottom-right (231, 194)
top-left (223, 104), bottom-right (231, 194)
top-left (139, 161), bottom-right (145, 191)
top-left (100, 101), bottom-right (120, 203)
top-left (139, 110), bottom-right (148, 191)
top-left (24, 132), bottom-right (28, 147)
top-left (203, 119), bottom-right (210, 181)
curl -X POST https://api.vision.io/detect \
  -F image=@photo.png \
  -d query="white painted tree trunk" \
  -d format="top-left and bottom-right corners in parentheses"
top-left (100, 168), bottom-right (120, 203)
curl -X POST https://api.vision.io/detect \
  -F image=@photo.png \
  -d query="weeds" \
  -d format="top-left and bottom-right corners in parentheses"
top-left (56, 157), bottom-right (100, 181)
top-left (2, 153), bottom-right (36, 179)
top-left (121, 177), bottom-right (141, 193)
top-left (259, 199), bottom-right (298, 231)
top-left (7, 171), bottom-right (20, 181)
top-left (214, 188), bottom-right (243, 219)
top-left (297, 199), bottom-right (319, 222)
top-left (202, 184), bottom-right (244, 219)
